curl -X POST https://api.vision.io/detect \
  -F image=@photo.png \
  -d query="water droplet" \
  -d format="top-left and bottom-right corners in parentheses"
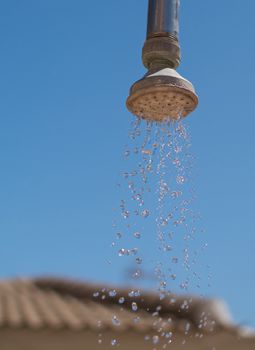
top-left (181, 300), bottom-right (189, 310)
top-left (165, 332), bottom-right (172, 338)
top-left (98, 333), bottom-right (103, 345)
top-left (159, 293), bottom-right (166, 300)
top-left (118, 249), bottom-right (126, 257)
top-left (180, 281), bottom-right (188, 290)
top-left (135, 257), bottom-right (142, 265)
top-left (152, 335), bottom-right (159, 344)
top-left (128, 289), bottom-right (140, 298)
top-left (146, 164), bottom-right (153, 171)
top-left (132, 302), bottom-right (138, 311)
top-left (163, 245), bottom-right (172, 252)
top-left (171, 191), bottom-right (182, 199)
top-left (132, 269), bottom-right (142, 279)
top-left (122, 211), bottom-right (130, 219)
top-left (129, 248), bottom-right (138, 256)
top-left (133, 194), bottom-right (142, 201)
top-left (141, 209), bottom-right (150, 218)
top-left (111, 339), bottom-right (118, 346)
top-left (177, 175), bottom-right (185, 184)
top-left (185, 322), bottom-right (191, 333)
top-left (158, 232), bottom-right (164, 241)
top-left (174, 145), bottom-right (182, 153)
top-left (112, 316), bottom-right (121, 327)
top-left (160, 281), bottom-right (167, 287)
top-left (133, 316), bottom-right (140, 324)
top-left (116, 232), bottom-right (122, 239)
top-left (133, 232), bottom-right (141, 239)
top-left (173, 158), bottom-right (181, 167)
top-left (118, 297), bottom-right (125, 304)
top-left (142, 149), bottom-right (152, 155)
top-left (124, 150), bottom-right (130, 158)
top-left (128, 182), bottom-right (134, 190)
top-left (109, 290), bottom-right (117, 297)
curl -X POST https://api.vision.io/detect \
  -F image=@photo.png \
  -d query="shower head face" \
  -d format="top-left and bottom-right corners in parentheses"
top-left (126, 68), bottom-right (198, 122)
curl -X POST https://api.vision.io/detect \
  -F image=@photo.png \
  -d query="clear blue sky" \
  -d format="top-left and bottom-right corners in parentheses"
top-left (0, 0), bottom-right (254, 328)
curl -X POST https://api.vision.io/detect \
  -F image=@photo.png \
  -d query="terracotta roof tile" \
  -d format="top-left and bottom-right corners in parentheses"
top-left (0, 277), bottom-right (250, 338)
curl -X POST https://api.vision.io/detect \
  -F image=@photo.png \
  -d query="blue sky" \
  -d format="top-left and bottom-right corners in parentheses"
top-left (0, 0), bottom-right (254, 327)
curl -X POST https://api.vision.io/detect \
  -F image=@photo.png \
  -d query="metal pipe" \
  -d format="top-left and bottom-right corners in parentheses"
top-left (142, 0), bottom-right (181, 69)
top-left (147, 0), bottom-right (180, 39)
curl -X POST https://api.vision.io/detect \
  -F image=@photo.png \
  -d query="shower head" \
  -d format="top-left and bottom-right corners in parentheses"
top-left (126, 67), bottom-right (198, 122)
top-left (126, 0), bottom-right (198, 122)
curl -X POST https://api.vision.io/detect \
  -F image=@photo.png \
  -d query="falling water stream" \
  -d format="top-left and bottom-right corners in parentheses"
top-left (96, 117), bottom-right (210, 348)
top-left (115, 118), bottom-right (202, 290)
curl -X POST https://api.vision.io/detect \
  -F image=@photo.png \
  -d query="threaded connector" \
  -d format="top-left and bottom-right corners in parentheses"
top-left (142, 35), bottom-right (181, 70)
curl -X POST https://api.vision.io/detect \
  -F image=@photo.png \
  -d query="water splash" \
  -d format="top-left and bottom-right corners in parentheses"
top-left (105, 117), bottom-right (208, 347)
top-left (114, 119), bottom-right (201, 288)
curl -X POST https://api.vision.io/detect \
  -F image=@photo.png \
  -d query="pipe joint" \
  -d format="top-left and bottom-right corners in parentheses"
top-left (142, 35), bottom-right (181, 69)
